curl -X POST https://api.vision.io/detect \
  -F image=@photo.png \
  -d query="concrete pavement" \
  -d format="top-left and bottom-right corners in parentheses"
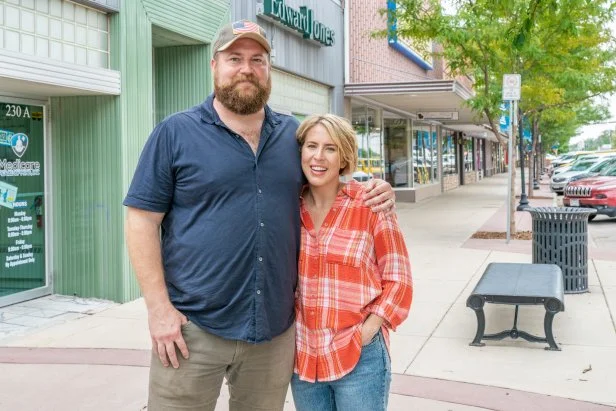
top-left (1, 172), bottom-right (615, 410)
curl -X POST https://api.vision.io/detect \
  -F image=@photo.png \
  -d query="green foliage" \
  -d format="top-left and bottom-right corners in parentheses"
top-left (358, 148), bottom-right (380, 158)
top-left (388, 0), bottom-right (616, 144)
top-left (582, 129), bottom-right (615, 150)
top-left (539, 101), bottom-right (610, 150)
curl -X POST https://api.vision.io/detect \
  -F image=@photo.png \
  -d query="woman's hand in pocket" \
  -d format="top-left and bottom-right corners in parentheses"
top-left (361, 314), bottom-right (384, 346)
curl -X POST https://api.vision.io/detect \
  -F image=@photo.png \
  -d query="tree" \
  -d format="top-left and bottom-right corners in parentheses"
top-left (582, 129), bottom-right (615, 150)
top-left (386, 0), bottom-right (616, 233)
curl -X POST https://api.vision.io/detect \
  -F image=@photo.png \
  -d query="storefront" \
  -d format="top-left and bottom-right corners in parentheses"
top-left (347, 83), bottom-right (496, 201)
top-left (345, 0), bottom-right (507, 202)
top-left (0, 0), bottom-right (229, 306)
top-left (232, 0), bottom-right (344, 117)
top-left (0, 99), bottom-right (49, 304)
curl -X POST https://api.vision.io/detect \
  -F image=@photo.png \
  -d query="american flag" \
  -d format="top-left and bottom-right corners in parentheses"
top-left (232, 20), bottom-right (265, 36)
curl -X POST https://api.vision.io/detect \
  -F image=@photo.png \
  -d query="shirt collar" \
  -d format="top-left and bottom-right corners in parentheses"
top-left (300, 180), bottom-right (363, 201)
top-left (341, 180), bottom-right (363, 199)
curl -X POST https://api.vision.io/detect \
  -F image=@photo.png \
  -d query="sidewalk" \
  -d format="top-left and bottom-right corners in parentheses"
top-left (1, 172), bottom-right (615, 411)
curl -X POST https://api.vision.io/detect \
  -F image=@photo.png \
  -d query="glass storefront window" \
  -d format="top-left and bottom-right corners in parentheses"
top-left (352, 105), bottom-right (383, 180)
top-left (442, 129), bottom-right (458, 175)
top-left (430, 129), bottom-right (439, 182)
top-left (476, 139), bottom-right (484, 173)
top-left (0, 102), bottom-right (46, 298)
top-left (384, 116), bottom-right (409, 187)
top-left (496, 142), bottom-right (506, 172)
top-left (463, 138), bottom-right (474, 172)
top-left (412, 125), bottom-right (434, 185)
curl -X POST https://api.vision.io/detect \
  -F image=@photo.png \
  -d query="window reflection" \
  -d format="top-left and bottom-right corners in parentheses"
top-left (442, 130), bottom-right (457, 175)
top-left (384, 117), bottom-right (409, 187)
top-left (430, 130), bottom-right (439, 182)
top-left (352, 105), bottom-right (383, 181)
top-left (413, 126), bottom-right (432, 185)
top-left (463, 138), bottom-right (474, 172)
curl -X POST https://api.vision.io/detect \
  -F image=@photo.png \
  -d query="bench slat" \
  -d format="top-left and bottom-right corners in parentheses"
top-left (471, 263), bottom-right (564, 305)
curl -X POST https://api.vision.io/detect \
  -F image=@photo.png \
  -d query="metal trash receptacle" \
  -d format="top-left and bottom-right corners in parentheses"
top-left (527, 207), bottom-right (595, 294)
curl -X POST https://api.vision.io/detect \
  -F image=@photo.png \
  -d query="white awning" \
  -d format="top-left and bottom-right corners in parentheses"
top-left (345, 80), bottom-right (505, 141)
top-left (0, 49), bottom-right (121, 98)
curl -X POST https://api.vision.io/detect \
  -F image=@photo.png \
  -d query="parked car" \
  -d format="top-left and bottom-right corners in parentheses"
top-left (563, 167), bottom-right (616, 221)
top-left (548, 152), bottom-right (586, 176)
top-left (351, 170), bottom-right (373, 182)
top-left (390, 157), bottom-right (436, 186)
top-left (568, 157), bottom-right (616, 184)
top-left (550, 159), bottom-right (601, 194)
top-left (553, 152), bottom-right (616, 176)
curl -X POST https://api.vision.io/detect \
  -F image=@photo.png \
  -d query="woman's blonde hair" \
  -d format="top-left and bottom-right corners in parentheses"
top-left (296, 114), bottom-right (358, 175)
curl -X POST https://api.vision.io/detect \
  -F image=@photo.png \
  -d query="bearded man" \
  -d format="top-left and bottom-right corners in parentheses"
top-left (124, 20), bottom-right (394, 411)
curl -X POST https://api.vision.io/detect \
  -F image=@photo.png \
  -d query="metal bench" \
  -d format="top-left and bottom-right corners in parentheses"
top-left (466, 262), bottom-right (565, 351)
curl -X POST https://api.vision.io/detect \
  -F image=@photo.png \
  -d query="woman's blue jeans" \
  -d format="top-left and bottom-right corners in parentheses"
top-left (291, 331), bottom-right (392, 411)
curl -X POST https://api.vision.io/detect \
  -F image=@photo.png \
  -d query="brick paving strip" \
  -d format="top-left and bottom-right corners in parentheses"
top-left (1, 347), bottom-right (614, 411)
top-left (391, 374), bottom-right (616, 411)
top-left (0, 346), bottom-right (151, 367)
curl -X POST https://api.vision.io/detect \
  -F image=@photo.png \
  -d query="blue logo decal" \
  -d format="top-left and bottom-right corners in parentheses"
top-left (11, 133), bottom-right (28, 158)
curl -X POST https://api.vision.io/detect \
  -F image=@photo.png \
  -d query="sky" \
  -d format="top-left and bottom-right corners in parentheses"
top-left (553, 19), bottom-right (616, 149)
top-left (570, 94), bottom-right (616, 147)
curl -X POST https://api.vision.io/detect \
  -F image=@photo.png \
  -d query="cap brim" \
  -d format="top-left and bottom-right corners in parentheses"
top-left (217, 33), bottom-right (271, 53)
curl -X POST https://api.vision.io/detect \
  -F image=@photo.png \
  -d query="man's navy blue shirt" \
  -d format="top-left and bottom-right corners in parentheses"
top-left (123, 95), bottom-right (303, 343)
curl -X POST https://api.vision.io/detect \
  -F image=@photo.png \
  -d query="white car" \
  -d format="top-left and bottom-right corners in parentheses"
top-left (550, 159), bottom-right (600, 194)
top-left (351, 171), bottom-right (373, 182)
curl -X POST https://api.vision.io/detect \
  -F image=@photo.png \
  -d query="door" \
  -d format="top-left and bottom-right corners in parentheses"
top-left (0, 100), bottom-right (48, 305)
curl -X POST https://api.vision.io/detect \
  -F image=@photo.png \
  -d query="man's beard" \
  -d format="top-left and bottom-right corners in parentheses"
top-left (214, 74), bottom-right (271, 115)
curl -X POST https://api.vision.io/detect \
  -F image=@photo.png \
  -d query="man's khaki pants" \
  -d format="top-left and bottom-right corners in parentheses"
top-left (148, 322), bottom-right (295, 411)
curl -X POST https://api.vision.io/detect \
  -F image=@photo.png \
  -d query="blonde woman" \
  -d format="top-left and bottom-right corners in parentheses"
top-left (292, 114), bottom-right (413, 410)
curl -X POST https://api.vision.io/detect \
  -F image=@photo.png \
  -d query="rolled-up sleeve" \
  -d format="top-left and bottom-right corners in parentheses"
top-left (366, 212), bottom-right (413, 330)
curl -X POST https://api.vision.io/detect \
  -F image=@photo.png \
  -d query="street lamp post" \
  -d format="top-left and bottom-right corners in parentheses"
top-left (532, 131), bottom-right (539, 190)
top-left (533, 151), bottom-right (540, 190)
top-left (517, 109), bottom-right (530, 211)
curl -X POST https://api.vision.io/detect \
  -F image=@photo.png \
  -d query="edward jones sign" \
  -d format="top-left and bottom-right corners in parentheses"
top-left (260, 0), bottom-right (335, 46)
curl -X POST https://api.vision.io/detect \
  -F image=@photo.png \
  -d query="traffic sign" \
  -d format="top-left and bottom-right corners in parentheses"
top-left (503, 74), bottom-right (521, 101)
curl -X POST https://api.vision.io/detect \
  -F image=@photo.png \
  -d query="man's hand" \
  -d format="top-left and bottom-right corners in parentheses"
top-left (361, 314), bottom-right (384, 346)
top-left (362, 179), bottom-right (396, 215)
top-left (148, 302), bottom-right (190, 368)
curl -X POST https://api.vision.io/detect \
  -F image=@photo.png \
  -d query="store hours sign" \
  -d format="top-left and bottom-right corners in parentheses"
top-left (258, 0), bottom-right (335, 46)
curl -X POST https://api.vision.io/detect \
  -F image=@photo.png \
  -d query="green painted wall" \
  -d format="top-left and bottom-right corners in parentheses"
top-left (50, 96), bottom-right (124, 299)
top-left (50, 0), bottom-right (229, 302)
top-left (142, 0), bottom-right (229, 42)
top-left (154, 45), bottom-right (211, 123)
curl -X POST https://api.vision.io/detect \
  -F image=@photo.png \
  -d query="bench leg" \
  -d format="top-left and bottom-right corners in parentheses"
top-left (543, 298), bottom-right (562, 351)
top-left (468, 296), bottom-right (486, 347)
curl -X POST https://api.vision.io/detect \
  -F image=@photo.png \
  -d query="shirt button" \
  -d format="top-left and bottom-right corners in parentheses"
top-left (323, 223), bottom-right (328, 227)
top-left (256, 290), bottom-right (261, 295)
top-left (260, 222), bottom-right (265, 227)
top-left (310, 311), bottom-right (315, 316)
top-left (258, 257), bottom-right (263, 262)
top-left (258, 189), bottom-right (262, 194)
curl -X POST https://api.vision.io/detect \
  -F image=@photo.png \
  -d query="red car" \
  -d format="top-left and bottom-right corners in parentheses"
top-left (563, 172), bottom-right (616, 221)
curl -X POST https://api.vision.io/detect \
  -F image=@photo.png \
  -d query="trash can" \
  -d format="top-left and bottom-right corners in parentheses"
top-left (527, 207), bottom-right (595, 294)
